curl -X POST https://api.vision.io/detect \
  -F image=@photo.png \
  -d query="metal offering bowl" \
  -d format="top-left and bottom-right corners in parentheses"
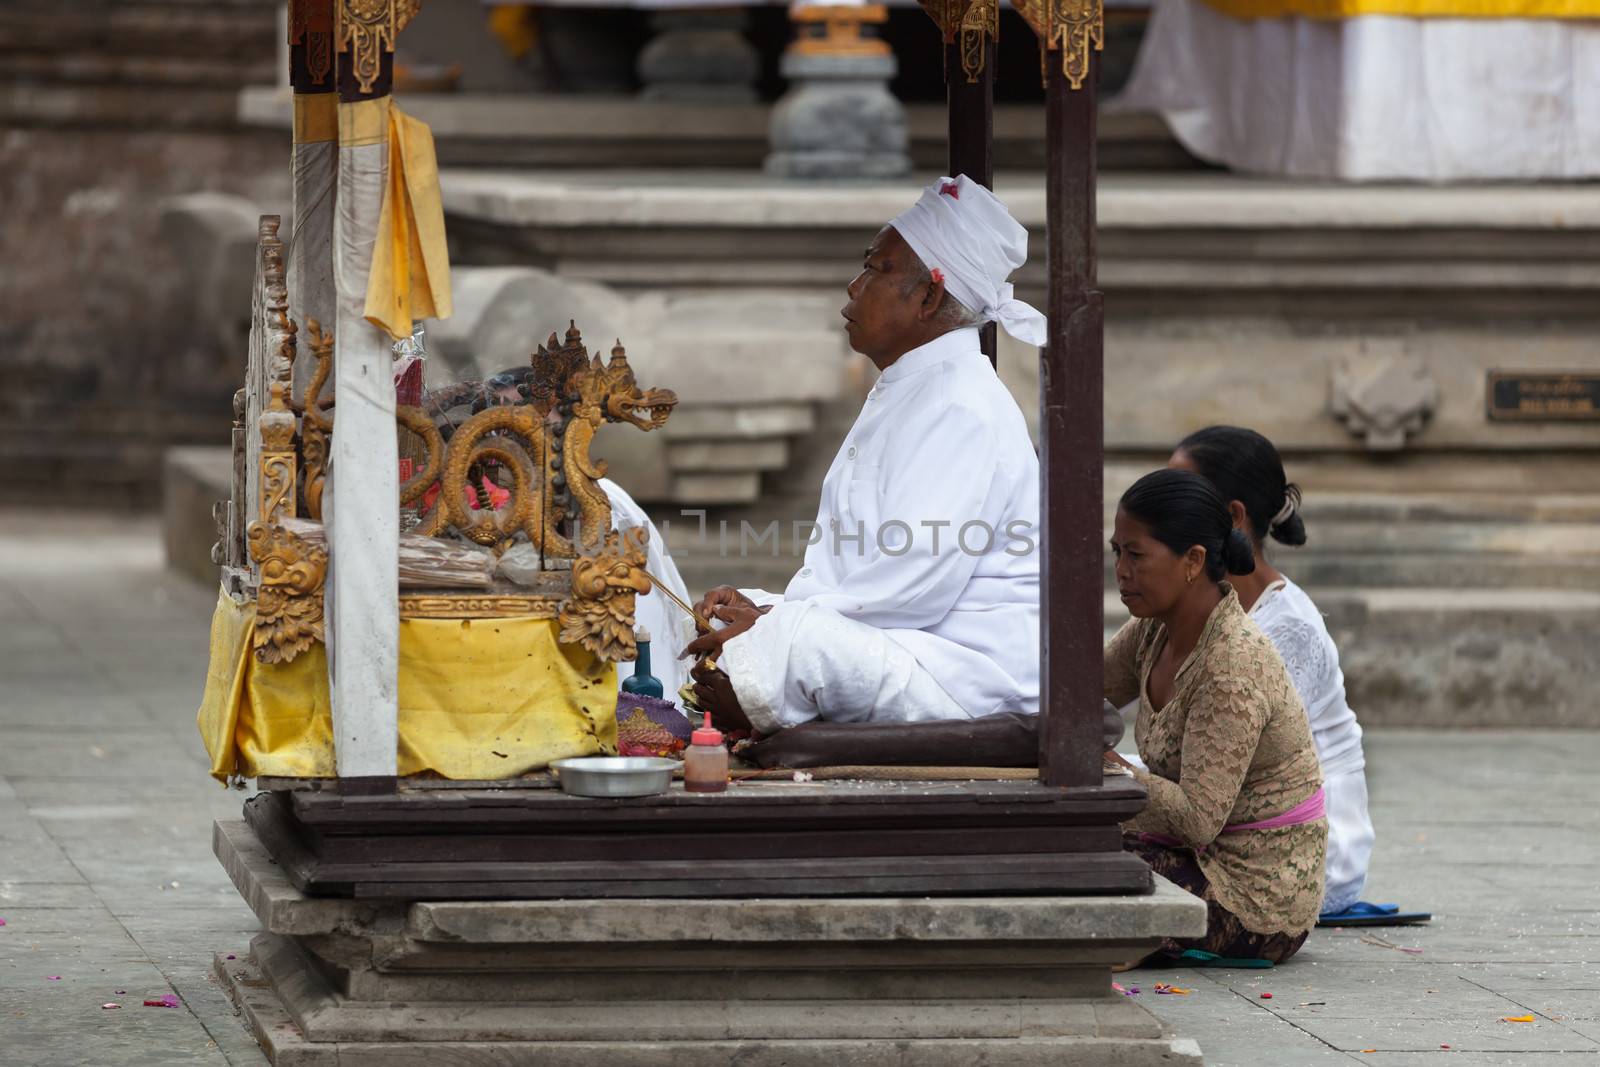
top-left (550, 756), bottom-right (677, 798)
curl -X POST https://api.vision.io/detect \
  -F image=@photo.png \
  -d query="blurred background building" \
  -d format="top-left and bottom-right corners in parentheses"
top-left (3, 0), bottom-right (1596, 726)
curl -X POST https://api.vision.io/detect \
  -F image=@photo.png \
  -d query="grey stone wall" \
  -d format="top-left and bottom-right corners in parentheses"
top-left (0, 1), bottom-right (284, 507)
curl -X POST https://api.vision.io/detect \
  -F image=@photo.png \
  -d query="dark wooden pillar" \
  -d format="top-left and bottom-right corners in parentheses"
top-left (944, 34), bottom-right (997, 365)
top-left (1038, 53), bottom-right (1104, 789)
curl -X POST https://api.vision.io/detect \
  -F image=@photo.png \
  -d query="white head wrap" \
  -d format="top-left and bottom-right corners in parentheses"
top-left (888, 174), bottom-right (1047, 347)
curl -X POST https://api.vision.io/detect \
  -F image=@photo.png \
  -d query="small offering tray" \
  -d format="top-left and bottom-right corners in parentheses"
top-left (550, 756), bottom-right (678, 797)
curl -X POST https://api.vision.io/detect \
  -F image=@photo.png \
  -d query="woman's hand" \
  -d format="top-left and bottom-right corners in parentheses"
top-left (1104, 749), bottom-right (1138, 771)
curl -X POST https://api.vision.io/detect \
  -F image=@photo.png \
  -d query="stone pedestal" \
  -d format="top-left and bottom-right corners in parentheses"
top-left (214, 818), bottom-right (1206, 1065)
top-left (637, 9), bottom-right (760, 104)
top-left (767, 52), bottom-right (910, 180)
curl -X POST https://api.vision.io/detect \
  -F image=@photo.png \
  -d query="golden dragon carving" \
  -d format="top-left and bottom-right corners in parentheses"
top-left (259, 317), bottom-right (674, 663)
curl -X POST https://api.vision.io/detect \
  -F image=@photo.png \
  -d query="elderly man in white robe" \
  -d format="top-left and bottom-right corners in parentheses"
top-left (682, 175), bottom-right (1046, 739)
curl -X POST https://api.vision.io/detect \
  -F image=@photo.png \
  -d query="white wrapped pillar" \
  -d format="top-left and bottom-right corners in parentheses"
top-left (326, 90), bottom-right (399, 777)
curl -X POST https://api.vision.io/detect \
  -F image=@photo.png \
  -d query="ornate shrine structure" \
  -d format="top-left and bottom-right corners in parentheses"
top-left (205, 0), bottom-right (1208, 1062)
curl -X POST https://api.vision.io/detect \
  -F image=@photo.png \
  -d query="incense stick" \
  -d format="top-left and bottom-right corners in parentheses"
top-left (637, 566), bottom-right (712, 634)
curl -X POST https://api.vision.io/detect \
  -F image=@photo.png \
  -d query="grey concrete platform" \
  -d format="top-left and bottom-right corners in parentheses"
top-left (212, 817), bottom-right (1206, 1064)
top-left (8, 512), bottom-right (1600, 1066)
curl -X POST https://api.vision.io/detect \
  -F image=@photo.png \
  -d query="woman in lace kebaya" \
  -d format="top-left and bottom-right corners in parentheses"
top-left (1170, 426), bottom-right (1376, 919)
top-left (1107, 470), bottom-right (1326, 965)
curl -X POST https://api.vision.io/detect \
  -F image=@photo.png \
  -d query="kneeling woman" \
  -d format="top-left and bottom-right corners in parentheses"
top-left (1108, 470), bottom-right (1325, 965)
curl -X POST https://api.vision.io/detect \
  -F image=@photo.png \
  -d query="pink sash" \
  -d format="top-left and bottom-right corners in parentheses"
top-left (1137, 787), bottom-right (1325, 853)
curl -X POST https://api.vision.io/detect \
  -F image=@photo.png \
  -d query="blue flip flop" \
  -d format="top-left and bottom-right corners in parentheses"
top-left (1317, 901), bottom-right (1432, 927)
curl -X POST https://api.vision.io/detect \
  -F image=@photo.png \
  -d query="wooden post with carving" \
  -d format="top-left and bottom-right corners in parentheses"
top-left (945, 0), bottom-right (998, 365)
top-left (1009, 0), bottom-right (1106, 788)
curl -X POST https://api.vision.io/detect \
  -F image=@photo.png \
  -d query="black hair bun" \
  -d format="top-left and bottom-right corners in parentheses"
top-left (1269, 484), bottom-right (1308, 547)
top-left (1223, 527), bottom-right (1257, 576)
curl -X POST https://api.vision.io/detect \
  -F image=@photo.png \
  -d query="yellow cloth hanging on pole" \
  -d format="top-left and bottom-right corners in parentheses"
top-left (364, 103), bottom-right (453, 341)
top-left (196, 586), bottom-right (618, 782)
top-left (1201, 0), bottom-right (1600, 17)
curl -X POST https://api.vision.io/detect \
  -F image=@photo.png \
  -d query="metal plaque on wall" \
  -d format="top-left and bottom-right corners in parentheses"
top-left (1486, 371), bottom-right (1600, 422)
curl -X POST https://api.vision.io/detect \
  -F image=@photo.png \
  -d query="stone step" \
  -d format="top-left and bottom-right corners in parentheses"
top-left (669, 472), bottom-right (763, 506)
top-left (241, 87), bottom-right (1198, 172)
top-left (1104, 587), bottom-right (1600, 728)
top-left (661, 403), bottom-right (816, 441)
top-left (0, 2), bottom-right (274, 129)
top-left (667, 439), bottom-right (789, 473)
top-left (1100, 551), bottom-right (1600, 592)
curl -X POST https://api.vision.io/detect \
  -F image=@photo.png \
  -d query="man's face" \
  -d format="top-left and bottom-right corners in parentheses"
top-left (841, 226), bottom-right (928, 364)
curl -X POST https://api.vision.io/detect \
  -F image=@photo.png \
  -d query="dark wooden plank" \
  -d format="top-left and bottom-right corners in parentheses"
top-left (346, 853), bottom-right (1154, 900)
top-left (316, 825), bottom-right (1120, 865)
top-left (289, 795), bottom-right (1147, 835)
top-left (294, 777), bottom-right (1145, 819)
top-left (243, 791), bottom-right (325, 894)
top-left (1038, 51), bottom-right (1107, 789)
top-left (299, 851), bottom-right (1123, 884)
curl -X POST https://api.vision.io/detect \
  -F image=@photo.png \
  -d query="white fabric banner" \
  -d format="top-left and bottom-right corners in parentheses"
top-left (1118, 0), bottom-right (1600, 180)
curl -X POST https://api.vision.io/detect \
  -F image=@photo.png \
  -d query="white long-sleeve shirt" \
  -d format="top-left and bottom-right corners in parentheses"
top-left (726, 327), bottom-right (1041, 724)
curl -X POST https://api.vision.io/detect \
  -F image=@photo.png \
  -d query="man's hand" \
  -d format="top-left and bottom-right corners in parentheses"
top-left (680, 603), bottom-right (764, 661)
top-left (693, 585), bottom-right (757, 621)
top-left (690, 658), bottom-right (753, 735)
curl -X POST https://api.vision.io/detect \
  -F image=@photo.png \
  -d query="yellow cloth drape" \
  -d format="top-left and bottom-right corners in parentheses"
top-left (364, 102), bottom-right (453, 342)
top-left (1201, 0), bottom-right (1600, 17)
top-left (293, 92), bottom-right (337, 144)
top-left (197, 586), bottom-right (618, 783)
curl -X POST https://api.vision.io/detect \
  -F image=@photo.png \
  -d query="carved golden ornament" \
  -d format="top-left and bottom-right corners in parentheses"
top-left (335, 0), bottom-right (419, 95)
top-left (259, 380), bottom-right (297, 453)
top-left (1010, 0), bottom-right (1103, 89)
top-left (247, 522), bottom-right (327, 664)
top-left (260, 453), bottom-right (298, 528)
top-left (289, 0), bottom-right (335, 85)
top-left (422, 404), bottom-right (542, 547)
top-left (558, 527), bottom-right (651, 663)
top-left (917, 0), bottom-right (977, 42)
top-left (399, 595), bottom-right (561, 620)
top-left (959, 0), bottom-right (999, 83)
top-left (288, 319), bottom-right (674, 563)
top-left (298, 319), bottom-right (334, 520)
top-left (564, 337), bottom-right (678, 556)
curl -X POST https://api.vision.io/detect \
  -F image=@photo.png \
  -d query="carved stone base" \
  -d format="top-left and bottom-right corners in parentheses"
top-left (213, 817), bottom-right (1207, 1066)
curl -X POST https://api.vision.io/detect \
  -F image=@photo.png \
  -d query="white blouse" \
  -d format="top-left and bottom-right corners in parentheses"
top-left (1249, 578), bottom-right (1366, 777)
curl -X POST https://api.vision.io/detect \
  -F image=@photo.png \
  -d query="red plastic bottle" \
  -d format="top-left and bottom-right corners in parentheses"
top-left (683, 711), bottom-right (729, 793)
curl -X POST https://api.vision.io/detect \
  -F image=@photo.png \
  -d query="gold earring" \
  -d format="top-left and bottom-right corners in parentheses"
top-left (1187, 573), bottom-right (1195, 585)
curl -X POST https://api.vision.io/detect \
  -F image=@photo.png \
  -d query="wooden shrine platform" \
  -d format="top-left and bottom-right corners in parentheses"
top-left (244, 774), bottom-right (1152, 900)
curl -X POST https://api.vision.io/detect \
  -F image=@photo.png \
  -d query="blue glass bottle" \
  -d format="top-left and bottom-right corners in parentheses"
top-left (620, 628), bottom-right (664, 699)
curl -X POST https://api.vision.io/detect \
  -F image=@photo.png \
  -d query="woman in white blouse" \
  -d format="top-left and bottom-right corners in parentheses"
top-left (1169, 426), bottom-right (1375, 916)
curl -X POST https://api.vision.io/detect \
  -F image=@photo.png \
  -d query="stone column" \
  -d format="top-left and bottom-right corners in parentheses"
top-left (636, 7), bottom-right (760, 103)
top-left (766, 4), bottom-right (910, 180)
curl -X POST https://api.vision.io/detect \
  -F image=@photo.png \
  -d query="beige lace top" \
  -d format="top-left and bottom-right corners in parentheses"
top-left (1108, 587), bottom-right (1326, 936)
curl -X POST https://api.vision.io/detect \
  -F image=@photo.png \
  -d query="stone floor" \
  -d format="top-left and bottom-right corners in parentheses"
top-left (2, 509), bottom-right (1598, 1067)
